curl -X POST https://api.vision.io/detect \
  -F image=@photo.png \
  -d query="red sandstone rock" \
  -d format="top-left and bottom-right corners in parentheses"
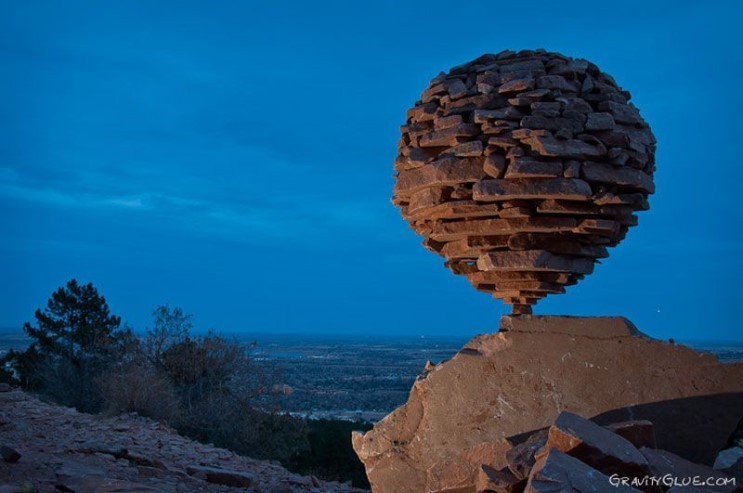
top-left (473, 178), bottom-right (593, 202)
top-left (427, 438), bottom-right (513, 493)
top-left (483, 154), bottom-right (507, 178)
top-left (393, 50), bottom-right (656, 313)
top-left (477, 250), bottom-right (595, 275)
top-left (429, 217), bottom-right (578, 242)
top-left (522, 134), bottom-right (607, 159)
top-left (504, 157), bottom-right (563, 178)
top-left (353, 316), bottom-right (743, 493)
top-left (507, 233), bottom-right (609, 258)
top-left (546, 411), bottom-right (650, 478)
top-left (442, 236), bottom-right (510, 260)
top-left (581, 161), bottom-right (654, 193)
top-left (408, 187), bottom-right (447, 214)
top-left (394, 157), bottom-right (484, 196)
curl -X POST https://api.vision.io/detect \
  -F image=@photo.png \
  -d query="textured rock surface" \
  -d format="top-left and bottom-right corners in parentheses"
top-left (641, 448), bottom-right (736, 492)
top-left (525, 449), bottom-right (641, 493)
top-left (0, 390), bottom-right (364, 492)
top-left (545, 411), bottom-right (650, 478)
top-left (506, 429), bottom-right (548, 480)
top-left (392, 50), bottom-right (656, 314)
top-left (352, 316), bottom-right (743, 493)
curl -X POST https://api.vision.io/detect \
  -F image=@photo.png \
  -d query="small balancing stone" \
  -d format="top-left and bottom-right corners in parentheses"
top-left (392, 49), bottom-right (656, 315)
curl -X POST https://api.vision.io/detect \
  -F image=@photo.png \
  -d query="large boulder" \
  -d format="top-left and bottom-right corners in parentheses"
top-left (352, 316), bottom-right (743, 493)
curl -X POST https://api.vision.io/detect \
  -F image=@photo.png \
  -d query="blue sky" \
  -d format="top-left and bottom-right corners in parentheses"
top-left (1, 0), bottom-right (741, 341)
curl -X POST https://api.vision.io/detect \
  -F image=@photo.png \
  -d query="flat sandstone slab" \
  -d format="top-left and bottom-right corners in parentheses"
top-left (473, 178), bottom-right (593, 201)
top-left (500, 315), bottom-right (644, 338)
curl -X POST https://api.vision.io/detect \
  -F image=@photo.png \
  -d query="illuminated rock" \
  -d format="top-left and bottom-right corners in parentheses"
top-left (392, 50), bottom-right (656, 314)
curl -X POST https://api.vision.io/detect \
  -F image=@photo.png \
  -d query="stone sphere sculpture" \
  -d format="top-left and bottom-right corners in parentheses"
top-left (392, 49), bottom-right (656, 315)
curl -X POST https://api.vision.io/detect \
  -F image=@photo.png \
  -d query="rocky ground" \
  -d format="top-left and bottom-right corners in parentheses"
top-left (0, 385), bottom-right (367, 493)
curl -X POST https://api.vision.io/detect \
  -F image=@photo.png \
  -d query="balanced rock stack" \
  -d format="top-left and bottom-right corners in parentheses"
top-left (392, 49), bottom-right (656, 314)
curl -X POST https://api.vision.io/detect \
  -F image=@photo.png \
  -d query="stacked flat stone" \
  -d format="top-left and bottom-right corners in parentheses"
top-left (392, 50), bottom-right (656, 315)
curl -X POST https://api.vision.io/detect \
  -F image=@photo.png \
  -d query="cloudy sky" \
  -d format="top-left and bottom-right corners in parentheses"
top-left (1, 0), bottom-right (741, 341)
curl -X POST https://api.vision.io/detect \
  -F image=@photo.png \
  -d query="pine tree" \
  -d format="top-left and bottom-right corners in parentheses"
top-left (9, 279), bottom-right (134, 411)
top-left (24, 279), bottom-right (123, 359)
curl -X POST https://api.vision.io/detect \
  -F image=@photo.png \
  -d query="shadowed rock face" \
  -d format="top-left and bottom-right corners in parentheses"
top-left (352, 316), bottom-right (743, 493)
top-left (392, 50), bottom-right (656, 314)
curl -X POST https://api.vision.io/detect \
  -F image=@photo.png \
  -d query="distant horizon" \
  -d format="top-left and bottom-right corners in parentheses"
top-left (1, 324), bottom-right (741, 345)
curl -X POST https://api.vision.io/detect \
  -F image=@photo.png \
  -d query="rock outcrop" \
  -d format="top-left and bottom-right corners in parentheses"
top-left (521, 412), bottom-right (735, 493)
top-left (352, 316), bottom-right (743, 493)
top-left (392, 50), bottom-right (657, 314)
top-left (0, 388), bottom-right (365, 492)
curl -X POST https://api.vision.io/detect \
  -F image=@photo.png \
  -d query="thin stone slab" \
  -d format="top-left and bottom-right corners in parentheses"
top-left (407, 187), bottom-right (447, 214)
top-left (508, 233), bottom-right (609, 258)
top-left (582, 161), bottom-right (655, 194)
top-left (473, 178), bottom-right (593, 202)
top-left (522, 134), bottom-right (607, 159)
top-left (474, 107), bottom-right (524, 122)
top-left (547, 411), bottom-right (650, 478)
top-left (573, 219), bottom-right (620, 235)
top-left (468, 271), bottom-right (575, 284)
top-left (440, 236), bottom-right (510, 260)
top-left (537, 199), bottom-right (601, 215)
top-left (483, 280), bottom-right (566, 293)
top-left (408, 201), bottom-right (502, 221)
top-left (477, 250), bottom-right (595, 274)
top-left (499, 315), bottom-right (644, 338)
top-left (504, 157), bottom-right (563, 178)
top-left (429, 217), bottom-right (577, 242)
top-left (419, 124), bottom-right (481, 147)
top-left (492, 291), bottom-right (547, 305)
top-left (449, 140), bottom-right (484, 157)
top-left (593, 191), bottom-right (649, 210)
top-left (498, 206), bottom-right (532, 218)
top-left (394, 157), bottom-right (484, 196)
